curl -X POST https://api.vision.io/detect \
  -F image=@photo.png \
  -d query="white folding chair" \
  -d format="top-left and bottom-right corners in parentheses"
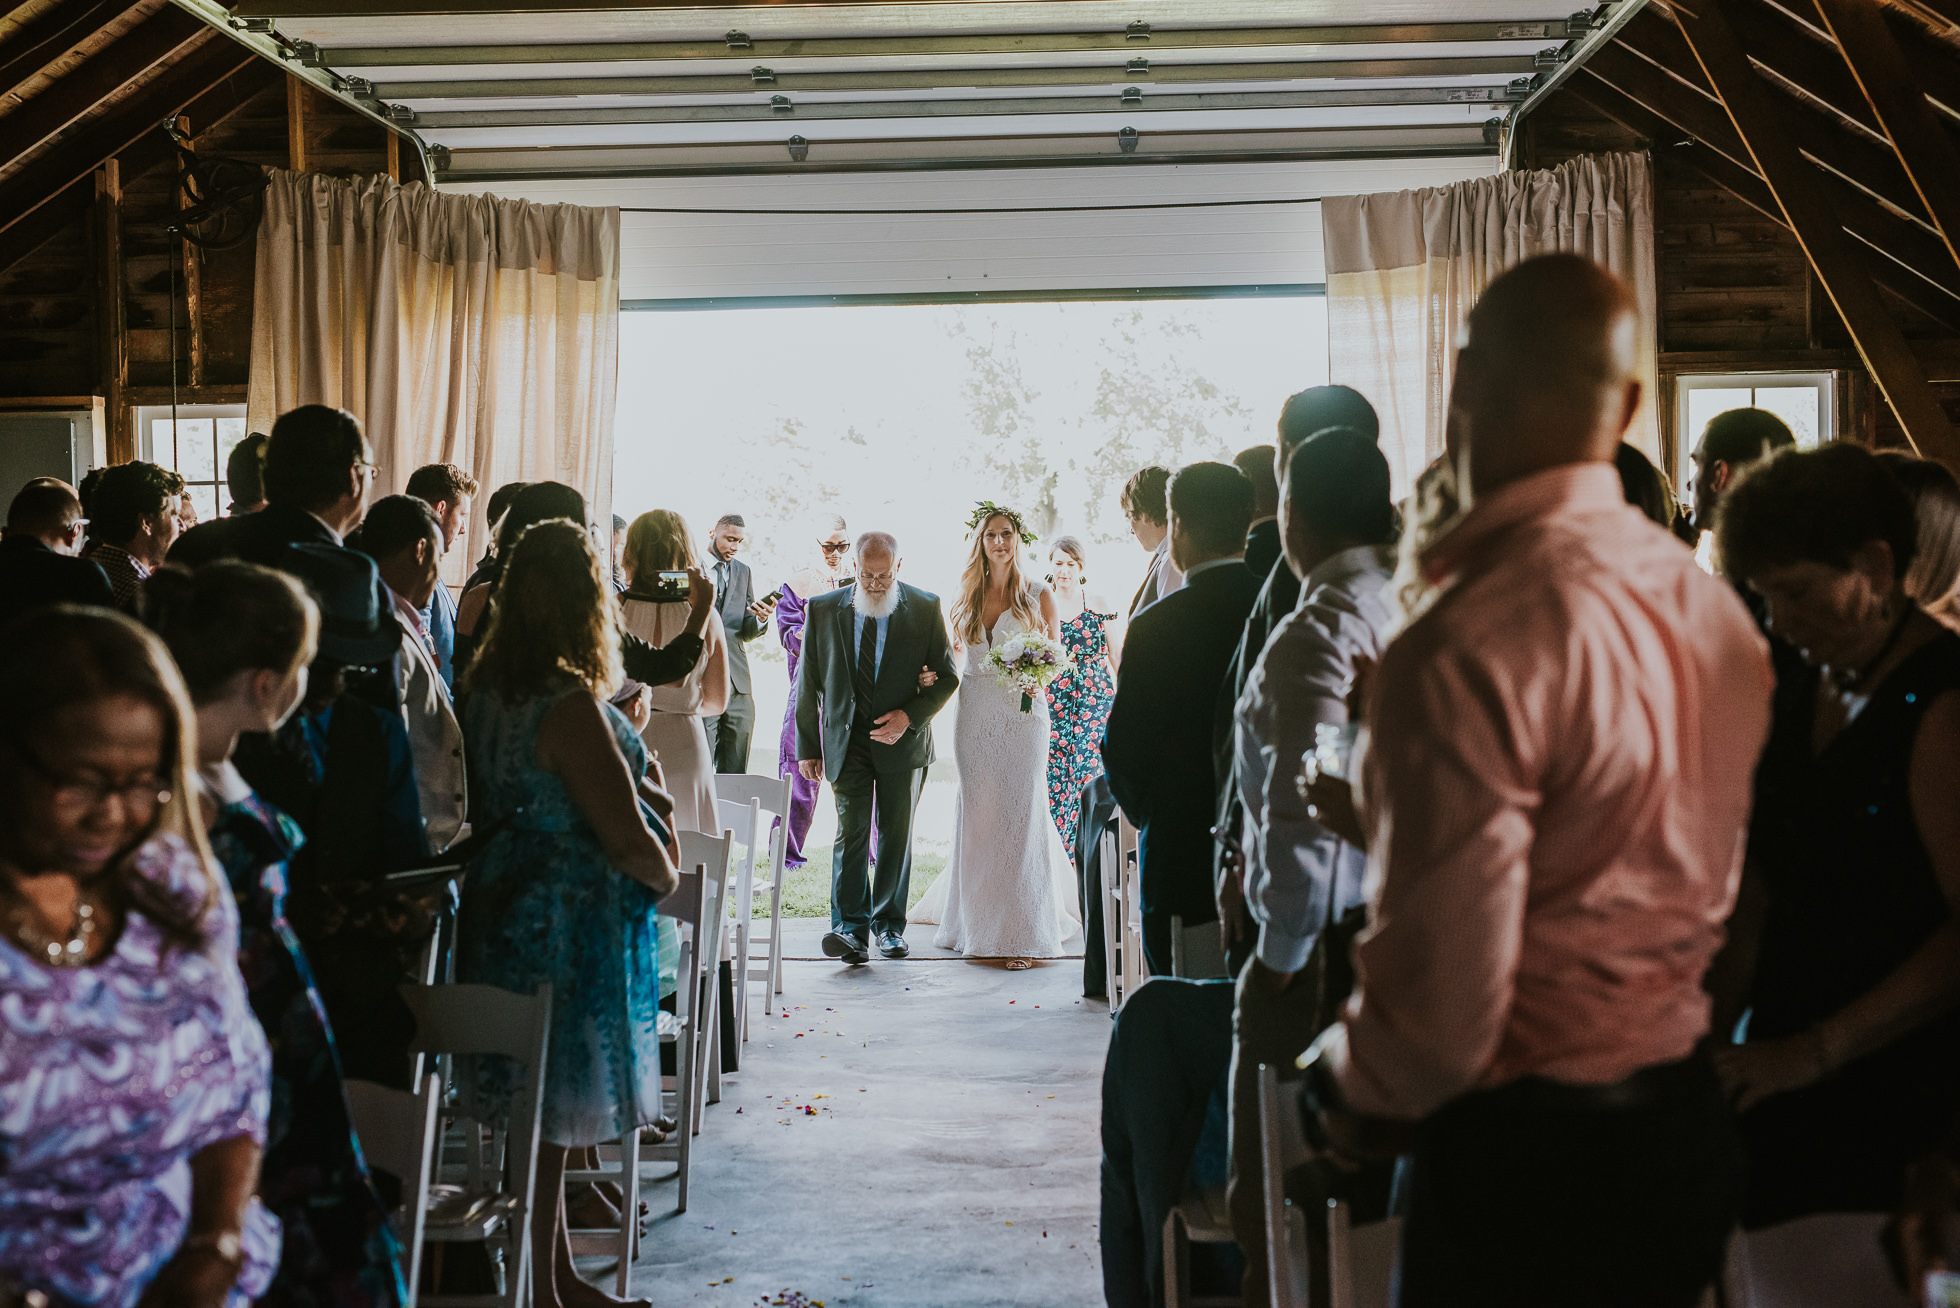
top-left (398, 981), bottom-right (553, 1308)
top-left (343, 1075), bottom-right (441, 1302)
top-left (1326, 1199), bottom-right (1399, 1308)
top-left (1099, 825), bottom-right (1126, 1011)
top-left (1257, 1062), bottom-right (1312, 1308)
top-left (642, 861), bottom-right (703, 1214)
top-left (1163, 1182), bottom-right (1238, 1308)
top-left (715, 772), bottom-right (794, 1038)
top-left (1117, 815), bottom-right (1146, 993)
top-left (677, 829), bottom-right (733, 1113)
top-left (1728, 1213), bottom-right (1907, 1308)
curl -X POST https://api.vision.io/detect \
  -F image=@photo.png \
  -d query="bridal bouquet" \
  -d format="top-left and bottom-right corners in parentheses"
top-left (988, 632), bottom-right (1074, 713)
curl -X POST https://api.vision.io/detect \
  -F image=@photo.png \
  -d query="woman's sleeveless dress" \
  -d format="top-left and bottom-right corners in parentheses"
top-left (1045, 609), bottom-right (1116, 849)
top-left (910, 610), bottom-right (1082, 958)
top-left (457, 685), bottom-right (665, 1146)
top-left (620, 596), bottom-right (729, 834)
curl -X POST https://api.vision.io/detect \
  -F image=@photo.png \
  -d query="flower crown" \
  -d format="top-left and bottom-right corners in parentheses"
top-left (966, 500), bottom-right (1038, 547)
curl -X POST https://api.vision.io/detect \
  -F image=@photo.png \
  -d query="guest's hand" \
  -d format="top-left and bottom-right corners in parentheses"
top-left (1212, 824), bottom-right (1245, 950)
top-left (638, 776), bottom-right (676, 831)
top-left (644, 754), bottom-right (667, 791)
top-left (685, 567), bottom-right (714, 615)
top-left (136, 1244), bottom-right (239, 1308)
top-left (1300, 770), bottom-right (1366, 850)
top-left (798, 758), bottom-right (823, 782)
top-left (1713, 1032), bottom-right (1831, 1111)
top-left (917, 665), bottom-right (939, 689)
top-left (748, 597), bottom-right (775, 623)
top-left (621, 687), bottom-right (652, 733)
top-left (869, 708), bottom-right (911, 745)
top-left (1884, 1155), bottom-right (1957, 1305)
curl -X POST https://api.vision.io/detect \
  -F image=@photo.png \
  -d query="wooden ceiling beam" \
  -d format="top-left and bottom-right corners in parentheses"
top-left (0, 57), bottom-right (280, 273)
top-left (0, 0), bottom-right (148, 105)
top-left (0, 6), bottom-right (207, 171)
top-left (1571, 67), bottom-right (1960, 330)
top-left (1815, 0), bottom-right (1960, 274)
top-left (1585, 43), bottom-right (1752, 165)
top-left (0, 36), bottom-right (261, 242)
top-left (1674, 0), bottom-right (1960, 459)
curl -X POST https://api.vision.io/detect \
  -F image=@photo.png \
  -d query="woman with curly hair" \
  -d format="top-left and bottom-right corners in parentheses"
top-left (909, 505), bottom-right (1081, 966)
top-left (458, 517), bottom-right (680, 1308)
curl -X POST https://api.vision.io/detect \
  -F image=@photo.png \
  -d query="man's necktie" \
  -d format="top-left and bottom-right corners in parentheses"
top-left (854, 616), bottom-right (879, 722)
top-left (714, 560), bottom-right (727, 607)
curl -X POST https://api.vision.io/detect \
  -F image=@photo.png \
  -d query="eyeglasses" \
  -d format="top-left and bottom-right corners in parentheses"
top-left (860, 569), bottom-right (898, 585)
top-left (9, 744), bottom-right (171, 818)
top-left (355, 460), bottom-right (382, 480)
top-left (819, 542), bottom-right (851, 554)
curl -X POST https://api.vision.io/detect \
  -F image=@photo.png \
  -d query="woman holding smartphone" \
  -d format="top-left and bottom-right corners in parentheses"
top-left (618, 510), bottom-right (730, 833)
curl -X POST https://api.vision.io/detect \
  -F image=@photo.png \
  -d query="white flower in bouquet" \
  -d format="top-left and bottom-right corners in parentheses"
top-left (987, 632), bottom-right (1074, 713)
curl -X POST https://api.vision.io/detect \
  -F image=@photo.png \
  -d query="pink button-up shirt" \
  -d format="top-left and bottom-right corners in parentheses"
top-left (1322, 462), bottom-right (1772, 1121)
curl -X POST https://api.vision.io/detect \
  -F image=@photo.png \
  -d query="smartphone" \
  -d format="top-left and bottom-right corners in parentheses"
top-left (634, 570), bottom-right (689, 603)
top-left (760, 588), bottom-right (784, 608)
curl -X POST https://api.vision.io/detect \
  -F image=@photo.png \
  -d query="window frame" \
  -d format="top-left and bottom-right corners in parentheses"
top-left (1672, 371), bottom-right (1835, 489)
top-left (136, 404), bottom-right (250, 524)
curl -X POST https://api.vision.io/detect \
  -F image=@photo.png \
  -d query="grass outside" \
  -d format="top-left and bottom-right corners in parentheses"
top-left (748, 849), bottom-right (947, 918)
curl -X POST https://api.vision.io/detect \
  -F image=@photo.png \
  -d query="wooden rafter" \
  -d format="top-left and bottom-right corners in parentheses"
top-left (0, 6), bottom-right (206, 169)
top-left (0, 0), bottom-right (146, 105)
top-left (1673, 0), bottom-right (1960, 459)
top-left (1815, 0), bottom-right (1960, 274)
top-left (1570, 69), bottom-right (1960, 329)
top-left (0, 37), bottom-right (262, 243)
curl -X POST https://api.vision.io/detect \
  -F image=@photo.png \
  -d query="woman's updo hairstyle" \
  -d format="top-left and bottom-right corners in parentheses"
top-left (142, 561), bottom-right (320, 703)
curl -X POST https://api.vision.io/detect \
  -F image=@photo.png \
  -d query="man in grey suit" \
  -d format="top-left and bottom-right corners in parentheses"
top-left (795, 532), bottom-right (959, 964)
top-left (702, 513), bottom-right (775, 773)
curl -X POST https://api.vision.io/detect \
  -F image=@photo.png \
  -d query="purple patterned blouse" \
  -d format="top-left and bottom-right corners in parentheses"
top-left (0, 834), bottom-right (281, 1307)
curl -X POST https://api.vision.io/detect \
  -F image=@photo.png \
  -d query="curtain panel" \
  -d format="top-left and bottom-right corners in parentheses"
top-left (248, 170), bottom-right (621, 572)
top-left (1320, 151), bottom-right (1658, 495)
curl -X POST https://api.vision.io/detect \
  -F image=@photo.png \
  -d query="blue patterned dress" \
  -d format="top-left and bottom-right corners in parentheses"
top-left (457, 683), bottom-right (666, 1147)
top-left (1046, 610), bottom-right (1117, 849)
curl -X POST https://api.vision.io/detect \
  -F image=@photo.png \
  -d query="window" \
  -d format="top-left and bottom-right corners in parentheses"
top-left (1674, 372), bottom-right (1833, 489)
top-left (137, 405), bottom-right (249, 525)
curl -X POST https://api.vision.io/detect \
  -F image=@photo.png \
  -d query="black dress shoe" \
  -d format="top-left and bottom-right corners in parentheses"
top-left (822, 930), bottom-right (870, 965)
top-left (876, 930), bottom-right (910, 959)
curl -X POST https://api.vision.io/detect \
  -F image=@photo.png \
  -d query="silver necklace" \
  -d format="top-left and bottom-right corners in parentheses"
top-left (9, 893), bottom-right (100, 967)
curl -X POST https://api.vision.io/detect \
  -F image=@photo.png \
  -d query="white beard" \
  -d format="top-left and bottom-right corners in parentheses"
top-left (852, 582), bottom-right (899, 620)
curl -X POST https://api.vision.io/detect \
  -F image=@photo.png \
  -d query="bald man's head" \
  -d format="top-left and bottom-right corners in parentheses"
top-left (1451, 254), bottom-right (1643, 495)
top-left (6, 477), bottom-right (87, 555)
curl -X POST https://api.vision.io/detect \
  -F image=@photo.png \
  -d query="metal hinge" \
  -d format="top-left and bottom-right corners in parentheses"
top-left (770, 94), bottom-right (793, 113)
top-left (725, 30), bottom-right (753, 50)
top-left (1483, 116), bottom-right (1506, 146)
top-left (1121, 85), bottom-right (1143, 104)
top-left (1126, 21), bottom-right (1151, 40)
top-left (1118, 126), bottom-right (1139, 153)
top-left (344, 76), bottom-right (374, 97)
top-left (1534, 46), bottom-right (1566, 68)
top-left (1569, 6), bottom-right (1606, 36)
top-left (226, 16), bottom-right (275, 33)
top-left (787, 135), bottom-right (809, 162)
top-left (1126, 57), bottom-right (1149, 75)
top-left (285, 40), bottom-right (323, 67)
top-left (384, 103), bottom-right (417, 123)
top-left (751, 67), bottom-right (776, 86)
top-left (1508, 76), bottom-right (1537, 97)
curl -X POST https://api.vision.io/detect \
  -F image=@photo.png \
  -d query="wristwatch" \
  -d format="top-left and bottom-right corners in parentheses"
top-left (180, 1230), bottom-right (245, 1272)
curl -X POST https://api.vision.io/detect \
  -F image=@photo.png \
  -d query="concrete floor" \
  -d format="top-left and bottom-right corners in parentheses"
top-left (619, 921), bottom-right (1109, 1308)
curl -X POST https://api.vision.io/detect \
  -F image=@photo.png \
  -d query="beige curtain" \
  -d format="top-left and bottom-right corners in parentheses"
top-left (248, 170), bottom-right (620, 573)
top-left (1321, 151), bottom-right (1658, 495)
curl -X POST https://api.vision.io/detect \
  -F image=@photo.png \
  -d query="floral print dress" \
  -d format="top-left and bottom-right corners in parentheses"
top-left (457, 682), bottom-right (666, 1146)
top-left (0, 835), bottom-right (282, 1308)
top-left (1045, 609), bottom-right (1117, 849)
top-left (208, 788), bottom-right (409, 1308)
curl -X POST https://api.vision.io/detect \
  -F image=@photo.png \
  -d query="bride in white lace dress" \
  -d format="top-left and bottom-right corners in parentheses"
top-left (910, 505), bottom-right (1082, 963)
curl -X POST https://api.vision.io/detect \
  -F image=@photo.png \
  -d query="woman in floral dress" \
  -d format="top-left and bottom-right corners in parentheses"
top-left (1044, 536), bottom-right (1116, 849)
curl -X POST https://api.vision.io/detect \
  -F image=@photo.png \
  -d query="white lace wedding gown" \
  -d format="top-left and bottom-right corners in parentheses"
top-left (909, 609), bottom-right (1083, 958)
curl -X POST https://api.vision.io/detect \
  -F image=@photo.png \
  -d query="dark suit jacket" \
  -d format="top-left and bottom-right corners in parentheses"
top-left (710, 551), bottom-right (766, 697)
top-left (794, 581), bottom-right (958, 781)
top-left (0, 536), bottom-right (115, 627)
top-left (1102, 560), bottom-right (1262, 923)
top-left (171, 501), bottom-right (338, 566)
top-left (1243, 518), bottom-right (1282, 583)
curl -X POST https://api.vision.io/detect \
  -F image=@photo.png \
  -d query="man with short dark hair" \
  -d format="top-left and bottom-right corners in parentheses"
top-left (84, 461), bottom-right (184, 612)
top-left (403, 462), bottom-right (479, 689)
top-left (1102, 461), bottom-right (1261, 975)
top-left (173, 405), bottom-right (377, 565)
top-left (352, 493), bottom-right (466, 849)
top-left (1688, 407), bottom-right (1796, 533)
top-left (1232, 445), bottom-right (1282, 579)
top-left (702, 512), bottom-right (776, 774)
top-left (0, 478), bottom-right (114, 623)
top-left (1225, 429), bottom-right (1402, 1300)
top-left (1299, 255), bottom-right (1771, 1306)
top-left (1120, 465), bottom-right (1181, 615)
top-left (225, 432), bottom-right (268, 515)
